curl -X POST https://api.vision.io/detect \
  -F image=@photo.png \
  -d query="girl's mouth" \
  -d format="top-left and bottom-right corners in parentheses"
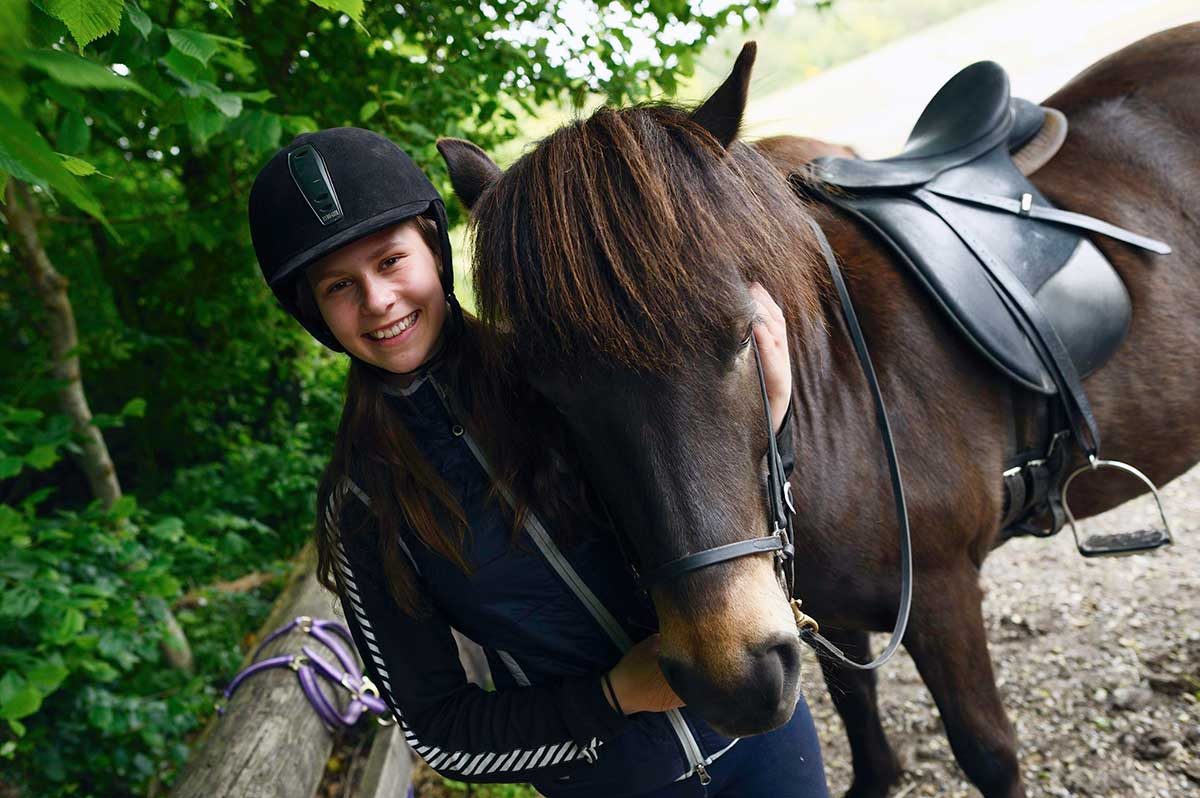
top-left (364, 310), bottom-right (420, 345)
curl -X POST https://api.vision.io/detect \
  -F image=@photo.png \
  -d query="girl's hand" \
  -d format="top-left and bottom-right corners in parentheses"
top-left (749, 282), bottom-right (793, 434)
top-left (604, 634), bottom-right (685, 715)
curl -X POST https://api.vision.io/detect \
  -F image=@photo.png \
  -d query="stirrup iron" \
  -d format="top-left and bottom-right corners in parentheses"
top-left (1061, 457), bottom-right (1173, 557)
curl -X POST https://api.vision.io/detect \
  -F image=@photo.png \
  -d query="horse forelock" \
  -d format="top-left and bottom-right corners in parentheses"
top-left (469, 103), bottom-right (826, 373)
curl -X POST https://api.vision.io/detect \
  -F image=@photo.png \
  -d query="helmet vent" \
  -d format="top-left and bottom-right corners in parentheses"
top-left (288, 144), bottom-right (344, 226)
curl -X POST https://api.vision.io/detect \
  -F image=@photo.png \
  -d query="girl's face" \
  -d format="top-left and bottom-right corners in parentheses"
top-left (306, 219), bottom-right (447, 376)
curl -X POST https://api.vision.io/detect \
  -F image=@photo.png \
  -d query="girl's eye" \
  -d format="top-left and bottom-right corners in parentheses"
top-left (327, 279), bottom-right (350, 296)
top-left (381, 254), bottom-right (406, 269)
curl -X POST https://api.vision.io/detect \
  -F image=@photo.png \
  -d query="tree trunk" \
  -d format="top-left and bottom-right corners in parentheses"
top-left (6, 182), bottom-right (122, 507)
top-left (4, 181), bottom-right (194, 672)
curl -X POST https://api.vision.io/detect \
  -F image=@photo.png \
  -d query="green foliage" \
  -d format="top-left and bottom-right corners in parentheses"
top-left (440, 778), bottom-right (542, 797)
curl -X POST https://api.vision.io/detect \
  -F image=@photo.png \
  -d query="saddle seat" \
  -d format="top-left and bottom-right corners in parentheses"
top-left (811, 61), bottom-right (1143, 395)
top-left (828, 61), bottom-right (1047, 189)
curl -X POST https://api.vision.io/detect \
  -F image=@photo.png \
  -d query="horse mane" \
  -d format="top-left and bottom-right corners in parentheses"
top-left (468, 103), bottom-right (827, 373)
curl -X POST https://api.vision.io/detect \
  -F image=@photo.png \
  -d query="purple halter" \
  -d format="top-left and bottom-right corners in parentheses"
top-left (217, 615), bottom-right (392, 730)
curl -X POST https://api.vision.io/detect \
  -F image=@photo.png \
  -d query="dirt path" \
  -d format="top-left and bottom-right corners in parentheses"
top-left (806, 464), bottom-right (1200, 797)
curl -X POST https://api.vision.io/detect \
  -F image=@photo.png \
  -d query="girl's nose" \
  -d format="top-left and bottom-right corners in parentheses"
top-left (360, 275), bottom-right (394, 316)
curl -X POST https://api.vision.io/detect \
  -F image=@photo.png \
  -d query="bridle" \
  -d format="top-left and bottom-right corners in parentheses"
top-left (638, 332), bottom-right (797, 596)
top-left (618, 218), bottom-right (914, 672)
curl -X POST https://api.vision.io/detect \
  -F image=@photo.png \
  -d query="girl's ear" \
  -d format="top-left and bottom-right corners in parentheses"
top-left (437, 138), bottom-right (501, 210)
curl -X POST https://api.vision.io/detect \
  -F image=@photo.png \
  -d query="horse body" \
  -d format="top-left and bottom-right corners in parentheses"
top-left (441, 24), bottom-right (1200, 798)
top-left (756, 23), bottom-right (1200, 797)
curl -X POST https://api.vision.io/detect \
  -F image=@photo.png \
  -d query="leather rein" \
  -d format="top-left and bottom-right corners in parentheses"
top-left (621, 218), bottom-right (914, 672)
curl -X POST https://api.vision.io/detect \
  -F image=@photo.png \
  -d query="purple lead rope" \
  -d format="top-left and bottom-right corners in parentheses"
top-left (216, 615), bottom-right (393, 731)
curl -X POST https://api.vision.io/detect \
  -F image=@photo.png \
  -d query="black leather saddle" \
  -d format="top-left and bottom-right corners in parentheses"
top-left (810, 61), bottom-right (1168, 401)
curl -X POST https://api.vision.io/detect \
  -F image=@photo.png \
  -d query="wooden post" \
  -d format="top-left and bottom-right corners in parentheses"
top-left (356, 724), bottom-right (413, 798)
top-left (169, 543), bottom-right (400, 798)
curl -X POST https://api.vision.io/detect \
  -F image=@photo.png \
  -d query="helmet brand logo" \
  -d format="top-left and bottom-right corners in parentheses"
top-left (288, 144), bottom-right (344, 226)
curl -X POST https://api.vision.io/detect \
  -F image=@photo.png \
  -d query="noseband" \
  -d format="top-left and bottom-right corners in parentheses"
top-left (618, 219), bottom-right (914, 673)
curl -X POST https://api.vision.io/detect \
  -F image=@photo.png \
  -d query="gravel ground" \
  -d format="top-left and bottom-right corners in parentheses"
top-left (807, 465), bottom-right (1200, 797)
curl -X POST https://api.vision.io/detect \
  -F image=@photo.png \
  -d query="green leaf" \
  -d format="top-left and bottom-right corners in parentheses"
top-left (59, 155), bottom-right (98, 177)
top-left (307, 0), bottom-right (365, 22)
top-left (108, 494), bottom-right (136, 519)
top-left (208, 91), bottom-right (242, 118)
top-left (236, 89), bottom-right (274, 104)
top-left (24, 444), bottom-right (59, 469)
top-left (78, 659), bottom-right (118, 681)
top-left (0, 672), bottom-right (41, 721)
top-left (17, 49), bottom-right (156, 102)
top-left (124, 1), bottom-right (151, 39)
top-left (167, 29), bottom-right (220, 66)
top-left (3, 408), bottom-right (43, 424)
top-left (0, 585), bottom-right (39, 619)
top-left (0, 457), bottom-right (22, 479)
top-left (26, 658), bottom-right (68, 694)
top-left (56, 111), bottom-right (90, 154)
top-left (0, 0), bottom-right (28, 51)
top-left (284, 114), bottom-right (318, 134)
top-left (182, 98), bottom-right (227, 147)
top-left (0, 505), bottom-right (28, 537)
top-left (359, 100), bottom-right (380, 122)
top-left (51, 607), bottom-right (86, 642)
top-left (120, 397), bottom-right (146, 418)
top-left (229, 110), bottom-right (281, 155)
top-left (44, 0), bottom-right (124, 50)
top-left (0, 101), bottom-right (108, 228)
top-left (6, 719), bottom-right (25, 738)
top-left (159, 46), bottom-right (211, 83)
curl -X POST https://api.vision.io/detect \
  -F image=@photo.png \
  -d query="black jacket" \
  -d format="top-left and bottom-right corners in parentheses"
top-left (327, 368), bottom-right (796, 796)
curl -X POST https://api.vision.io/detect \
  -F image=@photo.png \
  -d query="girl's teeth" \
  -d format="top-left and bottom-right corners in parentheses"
top-left (369, 313), bottom-right (417, 340)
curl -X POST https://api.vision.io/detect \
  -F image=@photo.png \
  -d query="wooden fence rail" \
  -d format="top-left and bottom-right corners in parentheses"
top-left (169, 543), bottom-right (413, 798)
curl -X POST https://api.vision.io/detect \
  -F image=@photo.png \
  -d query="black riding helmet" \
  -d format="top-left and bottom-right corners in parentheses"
top-left (247, 126), bottom-right (461, 352)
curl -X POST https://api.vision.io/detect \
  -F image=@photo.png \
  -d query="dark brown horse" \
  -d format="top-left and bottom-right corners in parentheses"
top-left (438, 24), bottom-right (1200, 798)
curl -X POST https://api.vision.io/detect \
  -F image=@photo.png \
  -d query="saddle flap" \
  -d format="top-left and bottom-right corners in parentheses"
top-left (819, 144), bottom-right (1132, 394)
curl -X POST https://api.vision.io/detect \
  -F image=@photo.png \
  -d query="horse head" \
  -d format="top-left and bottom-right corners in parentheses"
top-left (440, 43), bottom-right (829, 736)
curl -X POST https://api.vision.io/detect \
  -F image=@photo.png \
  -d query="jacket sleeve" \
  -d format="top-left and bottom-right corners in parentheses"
top-left (326, 481), bottom-right (631, 784)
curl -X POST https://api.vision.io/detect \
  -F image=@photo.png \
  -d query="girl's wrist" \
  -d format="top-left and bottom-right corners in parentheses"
top-left (601, 670), bottom-right (627, 716)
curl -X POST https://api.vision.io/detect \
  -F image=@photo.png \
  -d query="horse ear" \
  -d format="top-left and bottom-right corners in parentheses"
top-left (691, 42), bottom-right (757, 149)
top-left (436, 137), bottom-right (501, 210)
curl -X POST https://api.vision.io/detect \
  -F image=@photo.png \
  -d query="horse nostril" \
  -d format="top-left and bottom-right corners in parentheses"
top-left (749, 633), bottom-right (802, 701)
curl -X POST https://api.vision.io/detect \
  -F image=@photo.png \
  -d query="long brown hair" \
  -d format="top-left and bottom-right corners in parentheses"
top-left (300, 220), bottom-right (597, 616)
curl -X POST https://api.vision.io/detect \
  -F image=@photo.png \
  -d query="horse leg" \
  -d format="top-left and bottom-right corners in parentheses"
top-left (816, 629), bottom-right (902, 798)
top-left (904, 566), bottom-right (1023, 798)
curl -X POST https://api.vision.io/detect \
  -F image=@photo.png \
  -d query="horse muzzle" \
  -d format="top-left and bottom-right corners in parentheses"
top-left (659, 630), bottom-right (803, 737)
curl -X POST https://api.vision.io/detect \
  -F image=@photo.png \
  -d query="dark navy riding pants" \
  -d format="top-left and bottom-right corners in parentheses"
top-left (635, 693), bottom-right (830, 798)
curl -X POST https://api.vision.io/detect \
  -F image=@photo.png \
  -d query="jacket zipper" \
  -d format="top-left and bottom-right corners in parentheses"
top-left (428, 377), bottom-right (710, 785)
